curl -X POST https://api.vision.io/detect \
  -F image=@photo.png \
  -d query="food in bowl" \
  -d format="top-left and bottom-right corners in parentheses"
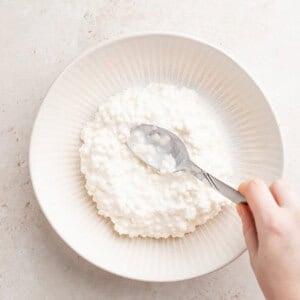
top-left (80, 83), bottom-right (233, 238)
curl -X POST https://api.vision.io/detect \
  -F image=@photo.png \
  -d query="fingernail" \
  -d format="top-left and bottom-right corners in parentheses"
top-left (238, 181), bottom-right (249, 193)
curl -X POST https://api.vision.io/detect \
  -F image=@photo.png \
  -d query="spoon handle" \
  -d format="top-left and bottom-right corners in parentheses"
top-left (189, 162), bottom-right (247, 204)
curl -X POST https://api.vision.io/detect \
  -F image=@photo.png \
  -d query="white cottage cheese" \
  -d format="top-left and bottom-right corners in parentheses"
top-left (80, 84), bottom-right (232, 238)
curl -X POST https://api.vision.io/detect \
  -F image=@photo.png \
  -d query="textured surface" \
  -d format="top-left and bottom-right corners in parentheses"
top-left (1, 0), bottom-right (299, 299)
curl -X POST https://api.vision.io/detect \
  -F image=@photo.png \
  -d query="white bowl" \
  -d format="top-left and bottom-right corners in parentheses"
top-left (30, 33), bottom-right (283, 282)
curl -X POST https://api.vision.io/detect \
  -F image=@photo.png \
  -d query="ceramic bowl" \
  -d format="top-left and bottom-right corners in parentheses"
top-left (30, 33), bottom-right (283, 282)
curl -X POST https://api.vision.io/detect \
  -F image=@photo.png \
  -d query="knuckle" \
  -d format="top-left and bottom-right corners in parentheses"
top-left (248, 179), bottom-right (265, 190)
top-left (270, 179), bottom-right (285, 190)
top-left (266, 217), bottom-right (282, 235)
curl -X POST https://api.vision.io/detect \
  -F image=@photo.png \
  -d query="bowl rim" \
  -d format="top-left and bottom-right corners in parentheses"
top-left (29, 31), bottom-right (284, 282)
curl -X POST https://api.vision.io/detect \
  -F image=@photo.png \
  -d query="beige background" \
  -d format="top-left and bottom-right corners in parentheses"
top-left (1, 1), bottom-right (300, 299)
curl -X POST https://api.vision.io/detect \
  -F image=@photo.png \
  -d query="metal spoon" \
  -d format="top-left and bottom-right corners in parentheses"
top-left (127, 124), bottom-right (246, 204)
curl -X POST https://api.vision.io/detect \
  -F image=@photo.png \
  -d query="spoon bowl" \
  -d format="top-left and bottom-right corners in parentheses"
top-left (127, 124), bottom-right (190, 171)
top-left (128, 124), bottom-right (246, 204)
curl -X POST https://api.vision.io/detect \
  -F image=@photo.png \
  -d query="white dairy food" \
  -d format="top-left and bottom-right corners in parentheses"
top-left (80, 83), bottom-right (233, 238)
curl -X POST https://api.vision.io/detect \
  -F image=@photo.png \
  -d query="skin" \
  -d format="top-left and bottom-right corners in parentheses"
top-left (237, 179), bottom-right (300, 300)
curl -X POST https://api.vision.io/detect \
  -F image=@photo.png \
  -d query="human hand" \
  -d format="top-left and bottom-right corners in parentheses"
top-left (237, 179), bottom-right (300, 300)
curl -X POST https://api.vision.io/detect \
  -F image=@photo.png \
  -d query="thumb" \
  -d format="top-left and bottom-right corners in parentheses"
top-left (236, 204), bottom-right (258, 258)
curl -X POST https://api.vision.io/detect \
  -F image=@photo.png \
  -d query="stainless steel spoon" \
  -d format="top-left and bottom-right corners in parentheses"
top-left (127, 124), bottom-right (246, 204)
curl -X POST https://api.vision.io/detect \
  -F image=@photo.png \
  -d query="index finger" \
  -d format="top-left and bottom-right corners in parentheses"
top-left (239, 179), bottom-right (278, 227)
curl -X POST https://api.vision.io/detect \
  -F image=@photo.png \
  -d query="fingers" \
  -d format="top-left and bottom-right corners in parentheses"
top-left (236, 204), bottom-right (258, 257)
top-left (269, 179), bottom-right (298, 207)
top-left (239, 179), bottom-right (278, 228)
